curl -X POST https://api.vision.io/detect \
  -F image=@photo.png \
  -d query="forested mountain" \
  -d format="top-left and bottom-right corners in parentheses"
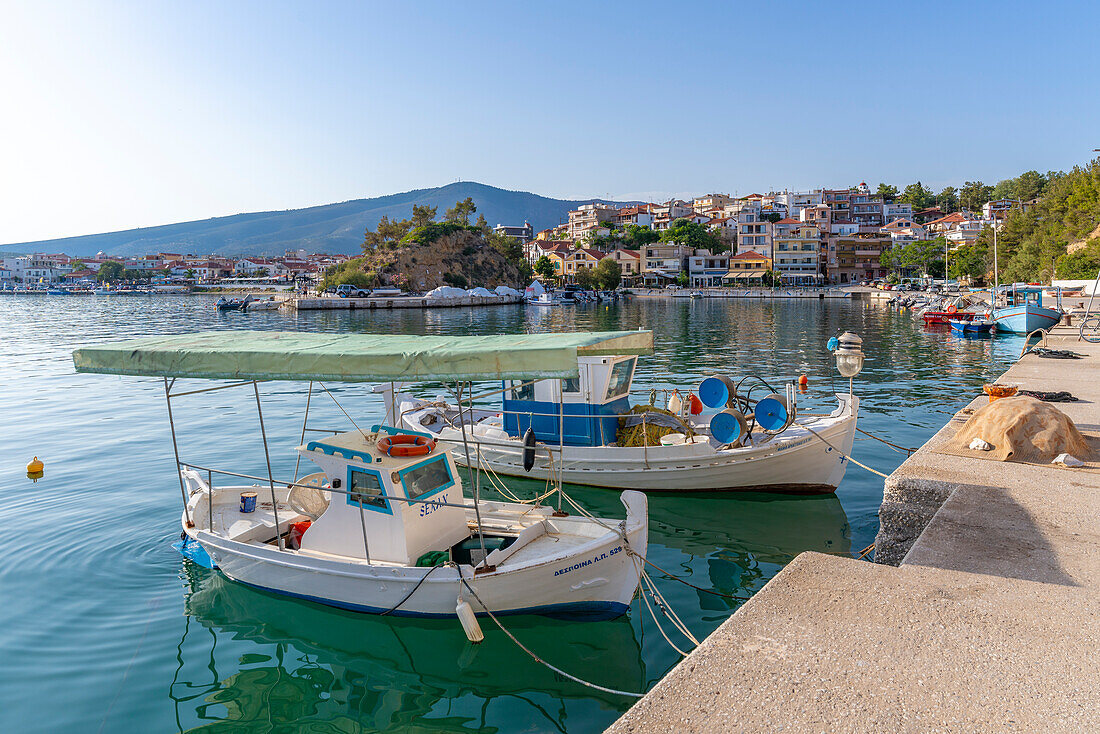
top-left (0, 182), bottom-right (625, 258)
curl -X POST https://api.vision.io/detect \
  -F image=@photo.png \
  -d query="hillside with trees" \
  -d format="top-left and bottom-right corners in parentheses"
top-left (879, 161), bottom-right (1100, 283)
top-left (321, 198), bottom-right (532, 291)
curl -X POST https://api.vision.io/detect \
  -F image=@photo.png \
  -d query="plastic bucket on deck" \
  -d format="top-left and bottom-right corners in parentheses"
top-left (754, 394), bottom-right (789, 432)
top-left (239, 491), bottom-right (257, 513)
top-left (710, 409), bottom-right (748, 444)
top-left (699, 375), bottom-right (737, 409)
top-left (660, 433), bottom-right (686, 446)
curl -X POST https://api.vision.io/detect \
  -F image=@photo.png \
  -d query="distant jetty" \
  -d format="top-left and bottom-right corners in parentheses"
top-left (288, 293), bottom-right (524, 310)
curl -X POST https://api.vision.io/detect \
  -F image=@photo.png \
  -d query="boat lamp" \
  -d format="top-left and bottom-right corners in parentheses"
top-left (834, 332), bottom-right (865, 378)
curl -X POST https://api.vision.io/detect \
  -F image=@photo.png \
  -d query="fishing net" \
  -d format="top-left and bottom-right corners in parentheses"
top-left (617, 405), bottom-right (695, 447)
top-left (949, 396), bottom-right (1095, 463)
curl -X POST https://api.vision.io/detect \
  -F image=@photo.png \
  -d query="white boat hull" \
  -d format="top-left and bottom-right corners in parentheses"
top-left (184, 490), bottom-right (647, 619)
top-left (399, 395), bottom-right (859, 493)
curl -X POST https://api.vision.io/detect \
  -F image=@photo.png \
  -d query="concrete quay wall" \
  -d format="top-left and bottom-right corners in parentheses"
top-left (607, 324), bottom-right (1100, 733)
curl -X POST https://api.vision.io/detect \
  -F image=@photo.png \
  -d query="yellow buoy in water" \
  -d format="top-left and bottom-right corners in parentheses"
top-left (27, 456), bottom-right (44, 482)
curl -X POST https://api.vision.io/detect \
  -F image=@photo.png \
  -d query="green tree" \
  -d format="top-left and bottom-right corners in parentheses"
top-left (320, 257), bottom-right (377, 291)
top-left (676, 270), bottom-right (689, 287)
top-left (534, 255), bottom-right (556, 280)
top-left (474, 213), bottom-right (490, 234)
top-left (622, 224), bottom-right (659, 249)
top-left (185, 268), bottom-right (196, 280)
top-left (1056, 240), bottom-right (1100, 279)
top-left (899, 182), bottom-right (934, 210)
top-left (959, 181), bottom-right (994, 212)
top-left (949, 242), bottom-right (989, 282)
top-left (876, 183), bottom-right (898, 201)
top-left (70, 260), bottom-right (86, 271)
top-left (575, 266), bottom-right (596, 289)
top-left (445, 197), bottom-right (477, 225)
top-left (410, 204), bottom-right (437, 228)
top-left (936, 186), bottom-right (959, 213)
top-left (660, 218), bottom-right (720, 251)
top-left (593, 258), bottom-right (622, 290)
top-left (96, 261), bottom-right (125, 282)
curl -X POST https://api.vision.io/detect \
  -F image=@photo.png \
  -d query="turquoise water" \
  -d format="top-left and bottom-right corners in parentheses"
top-left (0, 295), bottom-right (1025, 733)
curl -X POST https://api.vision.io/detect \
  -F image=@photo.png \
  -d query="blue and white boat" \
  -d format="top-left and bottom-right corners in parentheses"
top-left (950, 318), bottom-right (993, 335)
top-left (991, 286), bottom-right (1062, 334)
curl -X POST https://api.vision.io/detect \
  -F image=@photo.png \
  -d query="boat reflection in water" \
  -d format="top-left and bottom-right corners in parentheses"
top-left (172, 563), bottom-right (647, 732)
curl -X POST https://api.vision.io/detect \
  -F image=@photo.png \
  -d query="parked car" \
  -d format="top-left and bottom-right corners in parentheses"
top-left (335, 284), bottom-right (370, 298)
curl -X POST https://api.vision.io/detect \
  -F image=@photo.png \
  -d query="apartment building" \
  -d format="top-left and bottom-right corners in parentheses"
top-left (735, 202), bottom-right (772, 257)
top-left (642, 244), bottom-right (691, 282)
top-left (692, 194), bottom-right (734, 214)
top-left (567, 203), bottom-right (616, 241)
top-left (828, 230), bottom-right (891, 284)
top-left (773, 223), bottom-right (822, 283)
top-left (881, 218), bottom-right (927, 246)
top-left (493, 221), bottom-right (534, 244)
top-left (651, 200), bottom-right (693, 231)
top-left (615, 205), bottom-right (654, 228)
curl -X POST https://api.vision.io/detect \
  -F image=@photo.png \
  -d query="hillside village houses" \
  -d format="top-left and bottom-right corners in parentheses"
top-left (2, 183), bottom-right (1028, 290)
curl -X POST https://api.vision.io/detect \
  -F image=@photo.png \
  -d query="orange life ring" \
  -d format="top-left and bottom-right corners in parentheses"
top-left (377, 434), bottom-right (436, 457)
top-left (946, 305), bottom-right (957, 314)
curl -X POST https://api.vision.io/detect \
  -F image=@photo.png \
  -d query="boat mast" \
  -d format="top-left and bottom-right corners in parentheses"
top-left (993, 217), bottom-right (1000, 306)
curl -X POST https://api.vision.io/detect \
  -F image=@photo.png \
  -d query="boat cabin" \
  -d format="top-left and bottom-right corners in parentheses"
top-left (502, 355), bottom-right (637, 447)
top-left (297, 427), bottom-right (469, 565)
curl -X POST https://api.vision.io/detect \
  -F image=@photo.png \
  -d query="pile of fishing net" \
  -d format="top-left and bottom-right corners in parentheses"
top-left (617, 404), bottom-right (695, 447)
top-left (950, 396), bottom-right (1095, 463)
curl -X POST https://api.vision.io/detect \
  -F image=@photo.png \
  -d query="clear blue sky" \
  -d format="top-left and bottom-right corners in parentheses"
top-left (2, 0), bottom-right (1098, 243)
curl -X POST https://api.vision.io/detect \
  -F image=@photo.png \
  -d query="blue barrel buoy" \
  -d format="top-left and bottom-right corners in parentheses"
top-left (754, 394), bottom-right (789, 432)
top-left (710, 409), bottom-right (747, 444)
top-left (240, 491), bottom-right (257, 513)
top-left (827, 336), bottom-right (839, 352)
top-left (699, 375), bottom-right (736, 409)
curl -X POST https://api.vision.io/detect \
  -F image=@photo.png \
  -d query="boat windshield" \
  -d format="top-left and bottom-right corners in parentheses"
top-left (401, 456), bottom-right (453, 500)
top-left (606, 358), bottom-right (636, 400)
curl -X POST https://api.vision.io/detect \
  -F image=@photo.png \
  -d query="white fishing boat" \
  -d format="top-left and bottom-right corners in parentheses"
top-left (72, 331), bottom-right (650, 620)
top-left (388, 332), bottom-right (865, 494)
top-left (244, 296), bottom-right (281, 310)
top-left (528, 292), bottom-right (561, 306)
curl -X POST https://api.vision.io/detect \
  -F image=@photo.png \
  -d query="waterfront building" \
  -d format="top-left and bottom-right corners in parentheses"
top-left (234, 258), bottom-right (291, 278)
top-left (525, 239), bottom-right (571, 264)
top-left (567, 203), bottom-right (617, 241)
top-left (563, 248), bottom-right (603, 280)
top-left (687, 249), bottom-right (731, 287)
top-left (828, 230), bottom-right (890, 283)
top-left (641, 243), bottom-right (692, 284)
top-left (606, 249), bottom-right (642, 281)
top-left (883, 201), bottom-right (914, 222)
top-left (722, 251), bottom-right (771, 286)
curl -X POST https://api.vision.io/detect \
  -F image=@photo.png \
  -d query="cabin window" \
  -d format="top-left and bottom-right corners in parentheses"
top-left (401, 456), bottom-right (454, 500)
top-left (511, 380), bottom-right (535, 401)
top-left (347, 468), bottom-right (389, 512)
top-left (605, 358), bottom-right (636, 400)
top-left (561, 377), bottom-right (580, 393)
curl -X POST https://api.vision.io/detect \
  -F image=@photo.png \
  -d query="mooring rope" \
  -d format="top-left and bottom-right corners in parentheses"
top-left (854, 427), bottom-right (918, 455)
top-left (456, 568), bottom-right (646, 698)
top-left (795, 421), bottom-right (891, 479)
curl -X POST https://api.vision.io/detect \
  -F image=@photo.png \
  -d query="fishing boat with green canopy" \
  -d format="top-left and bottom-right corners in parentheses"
top-left (71, 330), bottom-right (650, 627)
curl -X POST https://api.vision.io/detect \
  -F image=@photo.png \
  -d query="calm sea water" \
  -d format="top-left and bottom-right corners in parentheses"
top-left (0, 294), bottom-right (1025, 733)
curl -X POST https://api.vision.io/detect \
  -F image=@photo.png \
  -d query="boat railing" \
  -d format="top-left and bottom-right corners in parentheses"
top-left (177, 459), bottom-right (543, 564)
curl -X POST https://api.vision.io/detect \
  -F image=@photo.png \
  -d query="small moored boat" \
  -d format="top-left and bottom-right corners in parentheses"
top-left (72, 331), bottom-right (650, 620)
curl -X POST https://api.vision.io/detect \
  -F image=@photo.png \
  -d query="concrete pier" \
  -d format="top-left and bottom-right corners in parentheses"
top-left (288, 294), bottom-right (523, 310)
top-left (608, 325), bottom-right (1100, 733)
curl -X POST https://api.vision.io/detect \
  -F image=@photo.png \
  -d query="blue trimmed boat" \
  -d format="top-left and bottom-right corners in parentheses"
top-left (991, 286), bottom-right (1062, 334)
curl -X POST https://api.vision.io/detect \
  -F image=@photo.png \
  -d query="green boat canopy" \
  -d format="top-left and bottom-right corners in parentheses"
top-left (72, 330), bottom-right (654, 382)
